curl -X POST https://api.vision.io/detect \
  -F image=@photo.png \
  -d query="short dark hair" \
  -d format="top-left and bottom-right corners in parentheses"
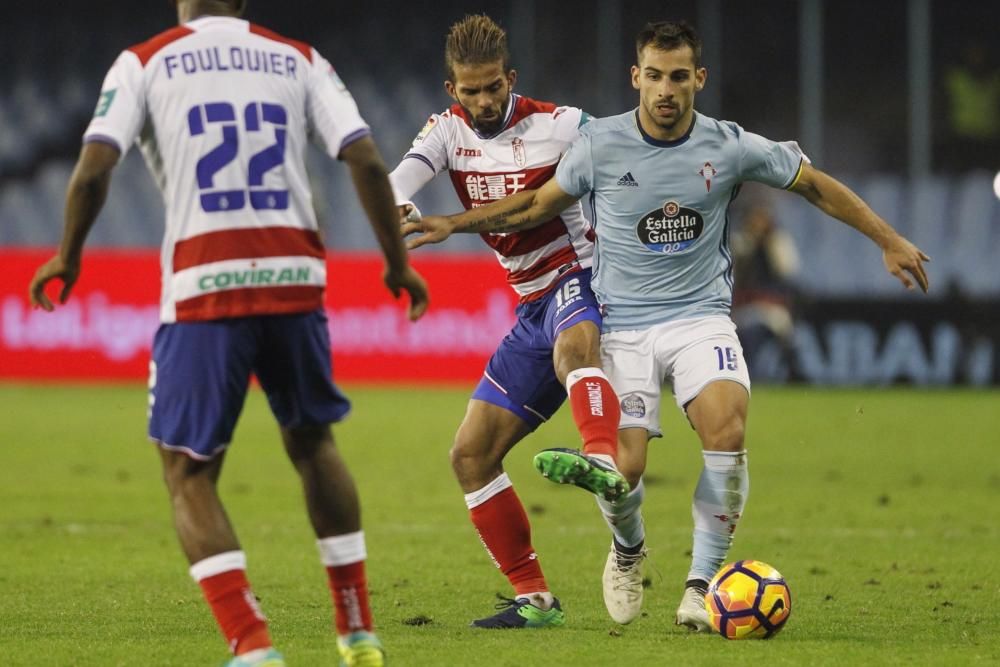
top-left (170, 0), bottom-right (246, 16)
top-left (445, 14), bottom-right (510, 81)
top-left (635, 20), bottom-right (702, 66)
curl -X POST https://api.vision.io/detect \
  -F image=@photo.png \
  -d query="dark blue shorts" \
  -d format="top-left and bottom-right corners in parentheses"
top-left (148, 309), bottom-right (350, 460)
top-left (472, 268), bottom-right (602, 429)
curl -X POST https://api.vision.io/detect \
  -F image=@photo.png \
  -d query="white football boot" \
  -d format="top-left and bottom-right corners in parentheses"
top-left (675, 583), bottom-right (712, 632)
top-left (602, 544), bottom-right (647, 624)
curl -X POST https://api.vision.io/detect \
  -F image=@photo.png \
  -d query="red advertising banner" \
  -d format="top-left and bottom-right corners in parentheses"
top-left (1, 249), bottom-right (516, 383)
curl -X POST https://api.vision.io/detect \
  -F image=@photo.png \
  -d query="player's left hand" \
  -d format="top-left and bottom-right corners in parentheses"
top-left (401, 215), bottom-right (454, 250)
top-left (882, 235), bottom-right (930, 293)
top-left (28, 255), bottom-right (80, 311)
top-left (384, 265), bottom-right (430, 321)
top-left (397, 202), bottom-right (422, 226)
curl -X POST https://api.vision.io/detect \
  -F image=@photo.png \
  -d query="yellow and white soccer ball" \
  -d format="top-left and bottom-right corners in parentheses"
top-left (705, 559), bottom-right (792, 639)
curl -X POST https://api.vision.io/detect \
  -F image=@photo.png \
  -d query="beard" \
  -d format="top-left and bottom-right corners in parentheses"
top-left (469, 98), bottom-right (510, 135)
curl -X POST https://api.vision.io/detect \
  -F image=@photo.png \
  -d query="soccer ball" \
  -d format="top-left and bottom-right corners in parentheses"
top-left (705, 559), bottom-right (791, 639)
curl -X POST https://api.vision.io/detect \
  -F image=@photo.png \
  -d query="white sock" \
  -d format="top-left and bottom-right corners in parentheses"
top-left (596, 478), bottom-right (645, 548)
top-left (516, 590), bottom-right (555, 610)
top-left (236, 648), bottom-right (274, 660)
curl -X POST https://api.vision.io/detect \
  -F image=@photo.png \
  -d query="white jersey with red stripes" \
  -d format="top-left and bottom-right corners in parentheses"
top-left (402, 94), bottom-right (594, 302)
top-left (83, 16), bottom-right (370, 323)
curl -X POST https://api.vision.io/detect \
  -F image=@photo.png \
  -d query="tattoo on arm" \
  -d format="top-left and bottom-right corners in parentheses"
top-left (466, 199), bottom-right (533, 233)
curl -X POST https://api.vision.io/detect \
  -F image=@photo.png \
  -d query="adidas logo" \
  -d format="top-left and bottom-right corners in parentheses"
top-left (617, 172), bottom-right (639, 187)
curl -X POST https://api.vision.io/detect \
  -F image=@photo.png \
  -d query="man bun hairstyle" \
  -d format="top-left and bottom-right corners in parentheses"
top-left (635, 20), bottom-right (702, 66)
top-left (445, 14), bottom-right (510, 80)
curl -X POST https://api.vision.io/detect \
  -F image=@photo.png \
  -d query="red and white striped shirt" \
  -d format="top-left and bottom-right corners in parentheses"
top-left (84, 16), bottom-right (370, 322)
top-left (395, 94), bottom-right (594, 302)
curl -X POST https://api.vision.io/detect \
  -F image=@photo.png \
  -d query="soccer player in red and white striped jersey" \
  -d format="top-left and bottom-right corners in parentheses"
top-left (388, 14), bottom-right (628, 629)
top-left (28, 1), bottom-right (427, 664)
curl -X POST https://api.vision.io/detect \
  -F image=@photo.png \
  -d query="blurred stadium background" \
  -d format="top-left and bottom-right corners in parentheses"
top-left (2, 0), bottom-right (999, 386)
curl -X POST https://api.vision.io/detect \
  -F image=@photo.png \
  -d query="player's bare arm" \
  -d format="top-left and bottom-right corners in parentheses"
top-left (402, 178), bottom-right (578, 250)
top-left (341, 136), bottom-right (430, 321)
top-left (790, 162), bottom-right (930, 293)
top-left (29, 141), bottom-right (120, 311)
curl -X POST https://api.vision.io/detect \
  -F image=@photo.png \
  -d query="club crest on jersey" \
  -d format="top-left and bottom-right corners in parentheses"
top-left (636, 200), bottom-right (705, 254)
top-left (621, 394), bottom-right (646, 418)
top-left (698, 161), bottom-right (718, 192)
top-left (414, 116), bottom-right (437, 144)
top-left (511, 137), bottom-right (526, 168)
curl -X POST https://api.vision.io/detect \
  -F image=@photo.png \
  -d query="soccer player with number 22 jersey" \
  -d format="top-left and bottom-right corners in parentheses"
top-left (29, 1), bottom-right (429, 665)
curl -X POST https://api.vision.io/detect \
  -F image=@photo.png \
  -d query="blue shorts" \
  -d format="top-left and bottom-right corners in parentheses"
top-left (148, 309), bottom-right (350, 460)
top-left (472, 268), bottom-right (602, 429)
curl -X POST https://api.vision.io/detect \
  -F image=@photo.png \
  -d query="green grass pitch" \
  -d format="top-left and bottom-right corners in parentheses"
top-left (1, 383), bottom-right (998, 665)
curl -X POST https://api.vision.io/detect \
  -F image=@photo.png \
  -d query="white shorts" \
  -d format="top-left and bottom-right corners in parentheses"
top-left (601, 316), bottom-right (751, 437)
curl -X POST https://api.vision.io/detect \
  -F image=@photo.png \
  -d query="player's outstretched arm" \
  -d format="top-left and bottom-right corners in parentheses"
top-left (401, 178), bottom-right (579, 251)
top-left (790, 162), bottom-right (930, 292)
top-left (341, 136), bottom-right (429, 321)
top-left (29, 141), bottom-right (120, 311)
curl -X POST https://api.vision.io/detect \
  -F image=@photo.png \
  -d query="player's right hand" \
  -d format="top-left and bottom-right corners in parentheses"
top-left (28, 255), bottom-right (80, 311)
top-left (881, 234), bottom-right (930, 293)
top-left (401, 215), bottom-right (455, 250)
top-left (384, 265), bottom-right (430, 321)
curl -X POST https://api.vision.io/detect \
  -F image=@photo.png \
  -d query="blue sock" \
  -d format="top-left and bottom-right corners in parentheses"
top-left (688, 450), bottom-right (749, 583)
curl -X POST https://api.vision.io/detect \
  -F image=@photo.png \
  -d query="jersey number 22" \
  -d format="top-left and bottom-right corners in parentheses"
top-left (187, 101), bottom-right (289, 213)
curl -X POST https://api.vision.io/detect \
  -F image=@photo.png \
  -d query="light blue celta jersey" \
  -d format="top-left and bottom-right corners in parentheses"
top-left (555, 109), bottom-right (805, 332)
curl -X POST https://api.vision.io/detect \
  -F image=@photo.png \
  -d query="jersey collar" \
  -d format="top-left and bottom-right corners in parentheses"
top-left (634, 108), bottom-right (697, 148)
top-left (185, 16), bottom-right (248, 30)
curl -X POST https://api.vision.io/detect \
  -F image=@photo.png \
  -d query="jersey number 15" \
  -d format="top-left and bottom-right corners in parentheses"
top-left (187, 101), bottom-right (289, 213)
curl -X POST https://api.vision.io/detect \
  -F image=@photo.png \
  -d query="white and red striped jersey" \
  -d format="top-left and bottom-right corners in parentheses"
top-left (398, 94), bottom-right (594, 302)
top-left (83, 16), bottom-right (370, 323)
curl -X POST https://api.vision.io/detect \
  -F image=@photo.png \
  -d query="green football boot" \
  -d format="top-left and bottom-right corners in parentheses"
top-left (471, 595), bottom-right (565, 629)
top-left (223, 648), bottom-right (285, 667)
top-left (533, 447), bottom-right (630, 501)
top-left (337, 630), bottom-right (386, 667)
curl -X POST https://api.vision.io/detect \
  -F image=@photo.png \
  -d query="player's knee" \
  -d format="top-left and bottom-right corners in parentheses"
top-left (449, 437), bottom-right (480, 472)
top-left (160, 451), bottom-right (219, 494)
top-left (555, 346), bottom-right (601, 381)
top-left (703, 416), bottom-right (746, 452)
top-left (282, 424), bottom-right (332, 461)
top-left (449, 434), bottom-right (498, 481)
top-left (620, 466), bottom-right (644, 490)
top-left (553, 330), bottom-right (601, 381)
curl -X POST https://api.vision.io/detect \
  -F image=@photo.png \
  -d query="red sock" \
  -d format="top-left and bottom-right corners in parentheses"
top-left (196, 568), bottom-right (271, 655)
top-left (468, 483), bottom-right (547, 595)
top-left (318, 532), bottom-right (375, 635)
top-left (568, 368), bottom-right (621, 459)
top-left (325, 561), bottom-right (374, 634)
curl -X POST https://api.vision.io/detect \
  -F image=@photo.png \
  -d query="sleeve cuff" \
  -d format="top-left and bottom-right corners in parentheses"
top-left (83, 134), bottom-right (124, 154)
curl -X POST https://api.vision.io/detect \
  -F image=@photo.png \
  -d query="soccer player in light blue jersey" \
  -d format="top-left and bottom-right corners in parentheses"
top-left (403, 20), bottom-right (930, 631)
